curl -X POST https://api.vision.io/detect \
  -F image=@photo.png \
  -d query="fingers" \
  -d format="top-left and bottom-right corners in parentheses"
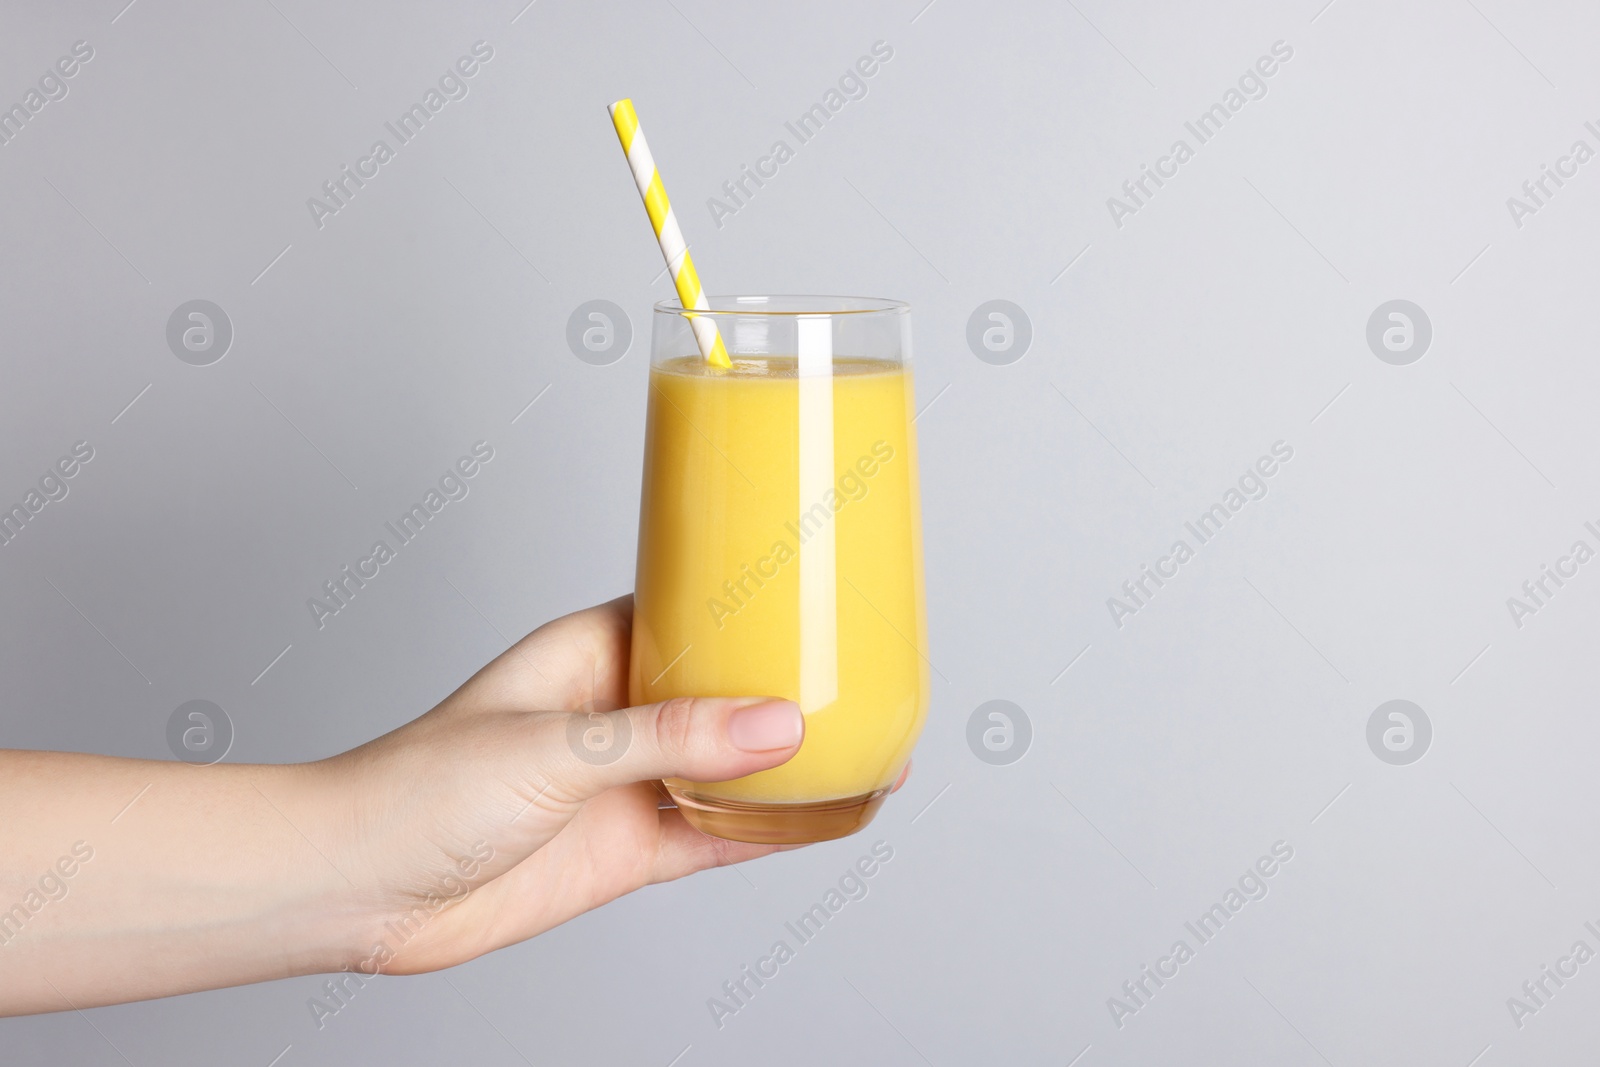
top-left (457, 594), bottom-right (634, 713)
top-left (532, 594), bottom-right (634, 712)
top-left (547, 696), bottom-right (804, 804)
top-left (646, 805), bottom-right (791, 885)
top-left (626, 748), bottom-right (909, 890)
top-left (535, 593), bottom-right (633, 659)
top-left (890, 759), bottom-right (912, 793)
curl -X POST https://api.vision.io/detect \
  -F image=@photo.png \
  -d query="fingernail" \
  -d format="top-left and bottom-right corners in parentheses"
top-left (727, 700), bottom-right (803, 752)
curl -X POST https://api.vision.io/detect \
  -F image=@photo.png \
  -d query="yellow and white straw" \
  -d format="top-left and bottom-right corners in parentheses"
top-left (608, 98), bottom-right (731, 368)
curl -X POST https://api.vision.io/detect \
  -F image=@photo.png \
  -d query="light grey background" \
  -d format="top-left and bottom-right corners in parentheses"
top-left (2, 0), bottom-right (1597, 1063)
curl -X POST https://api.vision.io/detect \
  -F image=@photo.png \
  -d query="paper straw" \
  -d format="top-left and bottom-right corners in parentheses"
top-left (608, 98), bottom-right (731, 368)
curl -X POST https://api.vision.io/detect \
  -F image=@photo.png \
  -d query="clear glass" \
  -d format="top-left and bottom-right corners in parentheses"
top-left (628, 295), bottom-right (928, 843)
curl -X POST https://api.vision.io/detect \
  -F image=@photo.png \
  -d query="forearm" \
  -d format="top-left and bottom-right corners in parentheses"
top-left (0, 750), bottom-right (366, 1016)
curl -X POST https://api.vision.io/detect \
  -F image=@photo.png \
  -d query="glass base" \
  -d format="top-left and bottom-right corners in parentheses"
top-left (666, 786), bottom-right (890, 844)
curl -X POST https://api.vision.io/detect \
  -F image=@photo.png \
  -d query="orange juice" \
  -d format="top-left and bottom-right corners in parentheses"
top-left (630, 355), bottom-right (928, 822)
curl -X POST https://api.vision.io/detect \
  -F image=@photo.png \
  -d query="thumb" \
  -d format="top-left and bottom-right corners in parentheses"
top-left (549, 696), bottom-right (804, 801)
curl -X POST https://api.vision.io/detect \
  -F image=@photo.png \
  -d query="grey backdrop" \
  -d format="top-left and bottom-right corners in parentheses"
top-left (4, 0), bottom-right (1598, 1063)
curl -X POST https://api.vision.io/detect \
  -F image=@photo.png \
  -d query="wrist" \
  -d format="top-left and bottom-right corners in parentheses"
top-left (301, 715), bottom-right (526, 977)
top-left (265, 757), bottom-right (390, 976)
top-left (292, 732), bottom-right (487, 977)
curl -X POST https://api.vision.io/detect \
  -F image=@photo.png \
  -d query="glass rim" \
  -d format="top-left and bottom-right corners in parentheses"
top-left (652, 294), bottom-right (910, 317)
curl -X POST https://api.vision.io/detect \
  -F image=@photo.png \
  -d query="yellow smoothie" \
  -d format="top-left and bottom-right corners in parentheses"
top-left (630, 355), bottom-right (928, 805)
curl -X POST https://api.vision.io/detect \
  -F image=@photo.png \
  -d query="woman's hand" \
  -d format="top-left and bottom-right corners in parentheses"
top-left (0, 594), bottom-right (908, 1016)
top-left (324, 593), bottom-right (891, 974)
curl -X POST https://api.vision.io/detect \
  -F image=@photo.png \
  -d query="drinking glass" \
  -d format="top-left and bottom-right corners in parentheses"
top-left (629, 295), bottom-right (928, 843)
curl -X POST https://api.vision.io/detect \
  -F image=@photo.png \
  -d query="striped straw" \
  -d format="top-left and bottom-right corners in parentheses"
top-left (608, 98), bottom-right (731, 369)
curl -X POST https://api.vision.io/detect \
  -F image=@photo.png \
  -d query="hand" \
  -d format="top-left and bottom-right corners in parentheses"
top-left (0, 594), bottom-right (911, 1015)
top-left (318, 594), bottom-right (911, 976)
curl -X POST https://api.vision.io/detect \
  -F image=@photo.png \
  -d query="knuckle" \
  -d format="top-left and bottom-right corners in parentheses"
top-left (652, 695), bottom-right (700, 755)
top-left (704, 834), bottom-right (740, 870)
